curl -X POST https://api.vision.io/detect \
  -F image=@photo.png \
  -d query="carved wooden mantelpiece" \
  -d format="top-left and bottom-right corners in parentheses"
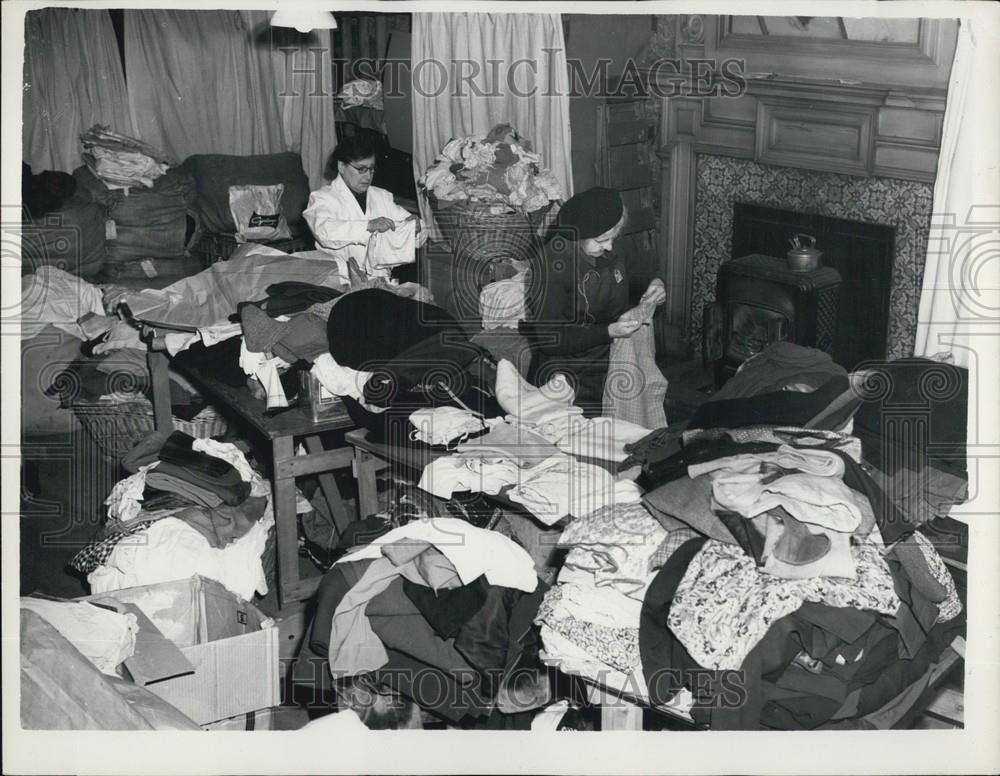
top-left (648, 14), bottom-right (958, 358)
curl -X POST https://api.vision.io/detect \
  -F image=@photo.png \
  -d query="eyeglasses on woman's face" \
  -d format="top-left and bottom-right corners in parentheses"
top-left (347, 161), bottom-right (377, 176)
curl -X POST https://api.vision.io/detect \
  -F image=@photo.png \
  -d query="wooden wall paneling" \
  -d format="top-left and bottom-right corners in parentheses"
top-left (877, 107), bottom-right (942, 145)
top-left (608, 119), bottom-right (656, 146)
top-left (755, 98), bottom-right (876, 176)
top-left (594, 104), bottom-right (611, 190)
top-left (873, 143), bottom-right (940, 183)
top-left (608, 145), bottom-right (648, 188)
top-left (702, 17), bottom-right (958, 92)
top-left (621, 189), bottom-right (657, 234)
top-left (692, 123), bottom-right (756, 159)
top-left (657, 135), bottom-right (697, 360)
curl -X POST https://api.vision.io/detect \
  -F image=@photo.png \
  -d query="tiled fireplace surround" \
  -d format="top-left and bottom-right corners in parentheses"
top-left (689, 155), bottom-right (935, 362)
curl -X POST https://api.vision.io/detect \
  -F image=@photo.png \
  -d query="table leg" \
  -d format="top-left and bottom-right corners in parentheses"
top-left (272, 436), bottom-right (298, 610)
top-left (303, 435), bottom-right (354, 538)
top-left (354, 447), bottom-right (381, 520)
top-left (147, 350), bottom-right (174, 433)
top-left (601, 699), bottom-right (644, 731)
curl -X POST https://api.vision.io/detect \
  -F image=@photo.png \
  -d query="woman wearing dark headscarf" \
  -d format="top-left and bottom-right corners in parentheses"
top-left (519, 187), bottom-right (666, 414)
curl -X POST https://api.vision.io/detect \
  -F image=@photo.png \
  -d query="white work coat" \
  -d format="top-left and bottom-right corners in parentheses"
top-left (303, 176), bottom-right (420, 267)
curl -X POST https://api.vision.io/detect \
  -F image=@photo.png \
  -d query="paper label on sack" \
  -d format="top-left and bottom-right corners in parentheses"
top-left (248, 212), bottom-right (281, 229)
top-left (105, 218), bottom-right (118, 240)
top-left (141, 259), bottom-right (158, 278)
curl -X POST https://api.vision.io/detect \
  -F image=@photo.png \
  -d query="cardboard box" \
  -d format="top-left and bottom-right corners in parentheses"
top-left (84, 576), bottom-right (280, 725)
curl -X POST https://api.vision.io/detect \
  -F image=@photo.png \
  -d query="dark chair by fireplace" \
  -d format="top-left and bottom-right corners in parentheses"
top-left (704, 203), bottom-right (896, 386)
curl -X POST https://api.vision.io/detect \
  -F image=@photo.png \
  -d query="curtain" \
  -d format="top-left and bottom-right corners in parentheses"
top-left (23, 8), bottom-right (135, 173)
top-left (914, 17), bottom-right (1000, 369)
top-left (252, 15), bottom-right (339, 191)
top-left (412, 13), bottom-right (573, 240)
top-left (124, 10), bottom-right (286, 163)
top-left (124, 9), bottom-right (336, 190)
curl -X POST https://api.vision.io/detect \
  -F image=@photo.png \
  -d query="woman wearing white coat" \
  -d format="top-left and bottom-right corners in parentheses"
top-left (303, 135), bottom-right (426, 278)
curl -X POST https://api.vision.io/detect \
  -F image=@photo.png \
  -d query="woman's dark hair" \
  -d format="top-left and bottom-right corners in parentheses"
top-left (324, 134), bottom-right (378, 181)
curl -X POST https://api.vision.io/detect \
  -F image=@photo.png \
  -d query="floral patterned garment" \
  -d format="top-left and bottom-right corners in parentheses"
top-left (558, 502), bottom-right (668, 599)
top-left (535, 584), bottom-right (641, 673)
top-left (913, 530), bottom-right (963, 623)
top-left (667, 537), bottom-right (901, 671)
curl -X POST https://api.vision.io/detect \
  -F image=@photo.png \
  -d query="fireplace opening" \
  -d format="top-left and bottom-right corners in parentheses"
top-left (730, 203), bottom-right (896, 371)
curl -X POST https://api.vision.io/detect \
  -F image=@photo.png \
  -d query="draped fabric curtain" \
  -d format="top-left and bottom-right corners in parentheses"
top-left (914, 17), bottom-right (1000, 369)
top-left (124, 9), bottom-right (336, 188)
top-left (124, 10), bottom-right (285, 163)
top-left (22, 8), bottom-right (136, 173)
top-left (412, 13), bottom-right (573, 240)
top-left (252, 15), bottom-right (339, 191)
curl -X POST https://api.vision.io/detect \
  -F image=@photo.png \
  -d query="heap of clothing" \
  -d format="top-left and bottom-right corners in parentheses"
top-left (80, 125), bottom-right (171, 191)
top-left (611, 342), bottom-right (965, 729)
top-left (535, 501), bottom-right (683, 682)
top-left (415, 359), bottom-right (649, 525)
top-left (70, 432), bottom-right (274, 600)
top-left (294, 519), bottom-right (550, 727)
top-left (160, 273), bottom-right (437, 415)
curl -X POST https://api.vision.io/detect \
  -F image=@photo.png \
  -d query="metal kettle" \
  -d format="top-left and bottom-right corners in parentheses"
top-left (787, 234), bottom-right (823, 272)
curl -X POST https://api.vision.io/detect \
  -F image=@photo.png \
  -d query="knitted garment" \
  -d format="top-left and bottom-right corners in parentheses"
top-left (602, 299), bottom-right (668, 428)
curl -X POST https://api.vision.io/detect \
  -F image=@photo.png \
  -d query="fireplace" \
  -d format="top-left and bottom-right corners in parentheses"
top-left (728, 203), bottom-right (895, 371)
top-left (689, 156), bottom-right (933, 364)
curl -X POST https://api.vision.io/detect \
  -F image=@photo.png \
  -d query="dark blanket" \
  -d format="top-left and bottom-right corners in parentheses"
top-left (326, 288), bottom-right (485, 407)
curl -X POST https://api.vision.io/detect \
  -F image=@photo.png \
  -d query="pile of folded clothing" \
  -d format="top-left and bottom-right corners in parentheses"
top-left (70, 431), bottom-right (274, 600)
top-left (535, 501), bottom-right (677, 677)
top-left (80, 125), bottom-right (171, 191)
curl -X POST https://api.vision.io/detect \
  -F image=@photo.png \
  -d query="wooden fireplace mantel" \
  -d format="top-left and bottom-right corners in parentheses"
top-left (647, 14), bottom-right (959, 358)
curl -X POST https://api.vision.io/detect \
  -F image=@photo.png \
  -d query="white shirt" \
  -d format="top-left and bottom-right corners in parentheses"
top-left (303, 176), bottom-right (416, 267)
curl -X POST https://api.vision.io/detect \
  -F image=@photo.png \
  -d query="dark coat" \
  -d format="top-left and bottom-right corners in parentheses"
top-left (519, 237), bottom-right (631, 414)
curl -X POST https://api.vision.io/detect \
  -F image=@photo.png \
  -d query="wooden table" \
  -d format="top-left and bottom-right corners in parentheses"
top-left (177, 365), bottom-right (357, 608)
top-left (345, 428), bottom-right (451, 520)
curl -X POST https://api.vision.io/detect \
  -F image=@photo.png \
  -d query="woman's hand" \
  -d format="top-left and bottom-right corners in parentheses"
top-left (608, 319), bottom-right (642, 338)
top-left (640, 278), bottom-right (667, 306)
top-left (100, 284), bottom-right (131, 314)
top-left (367, 217), bottom-right (396, 233)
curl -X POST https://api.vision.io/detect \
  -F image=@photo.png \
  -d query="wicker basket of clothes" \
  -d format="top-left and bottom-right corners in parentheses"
top-left (71, 395), bottom-right (230, 461)
top-left (427, 193), bottom-right (550, 266)
top-left (420, 124), bottom-right (562, 266)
